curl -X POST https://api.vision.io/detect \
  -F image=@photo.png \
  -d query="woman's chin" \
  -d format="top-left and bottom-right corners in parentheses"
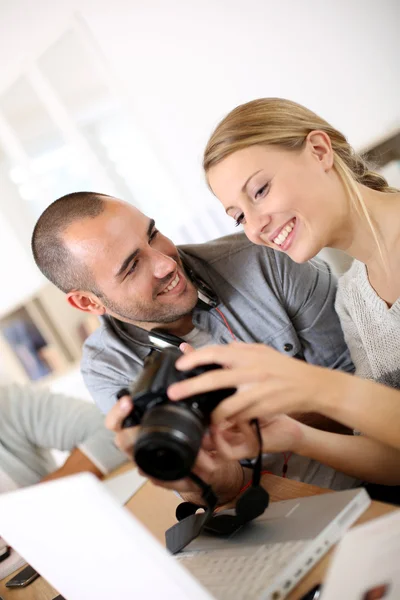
top-left (286, 228), bottom-right (322, 263)
top-left (286, 243), bottom-right (319, 264)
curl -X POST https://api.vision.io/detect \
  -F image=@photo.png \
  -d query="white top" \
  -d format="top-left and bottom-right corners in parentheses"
top-left (336, 260), bottom-right (400, 388)
top-left (181, 327), bottom-right (214, 349)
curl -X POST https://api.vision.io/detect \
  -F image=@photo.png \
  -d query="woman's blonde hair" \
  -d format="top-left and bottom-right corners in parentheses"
top-left (204, 98), bottom-right (397, 259)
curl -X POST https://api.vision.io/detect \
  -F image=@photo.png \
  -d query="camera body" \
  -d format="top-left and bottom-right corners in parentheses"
top-left (121, 347), bottom-right (235, 481)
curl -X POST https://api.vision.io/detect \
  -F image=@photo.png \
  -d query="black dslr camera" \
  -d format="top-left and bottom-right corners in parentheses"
top-left (120, 347), bottom-right (235, 481)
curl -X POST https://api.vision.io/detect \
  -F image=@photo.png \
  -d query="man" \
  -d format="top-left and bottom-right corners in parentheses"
top-left (0, 384), bottom-right (127, 492)
top-left (31, 192), bottom-right (355, 506)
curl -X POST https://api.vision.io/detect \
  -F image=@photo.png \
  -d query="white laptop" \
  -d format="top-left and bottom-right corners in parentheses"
top-left (0, 474), bottom-right (370, 600)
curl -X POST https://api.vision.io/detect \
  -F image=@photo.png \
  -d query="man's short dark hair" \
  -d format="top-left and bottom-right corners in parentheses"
top-left (31, 191), bottom-right (111, 294)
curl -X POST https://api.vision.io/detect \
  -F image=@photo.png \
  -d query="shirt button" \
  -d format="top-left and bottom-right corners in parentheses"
top-left (283, 343), bottom-right (293, 352)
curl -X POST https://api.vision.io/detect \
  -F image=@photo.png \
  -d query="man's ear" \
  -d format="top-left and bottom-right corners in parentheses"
top-left (67, 291), bottom-right (106, 315)
top-left (306, 130), bottom-right (334, 171)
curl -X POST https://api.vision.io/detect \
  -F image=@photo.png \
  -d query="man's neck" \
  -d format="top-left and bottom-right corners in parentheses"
top-left (156, 313), bottom-right (195, 337)
top-left (126, 312), bottom-right (195, 338)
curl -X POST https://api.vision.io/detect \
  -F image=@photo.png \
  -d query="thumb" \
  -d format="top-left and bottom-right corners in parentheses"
top-left (179, 342), bottom-right (195, 354)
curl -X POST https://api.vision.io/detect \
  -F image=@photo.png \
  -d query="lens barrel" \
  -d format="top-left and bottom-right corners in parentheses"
top-left (134, 403), bottom-right (205, 480)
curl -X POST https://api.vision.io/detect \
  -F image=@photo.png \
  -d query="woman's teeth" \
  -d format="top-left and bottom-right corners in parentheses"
top-left (160, 273), bottom-right (180, 294)
top-left (273, 220), bottom-right (295, 246)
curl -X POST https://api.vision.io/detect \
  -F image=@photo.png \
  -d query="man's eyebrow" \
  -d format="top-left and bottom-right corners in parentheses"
top-left (115, 218), bottom-right (156, 279)
top-left (115, 249), bottom-right (140, 279)
top-left (147, 218), bottom-right (155, 237)
top-left (225, 170), bottom-right (263, 214)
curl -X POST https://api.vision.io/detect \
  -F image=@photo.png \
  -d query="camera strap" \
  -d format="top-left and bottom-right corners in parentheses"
top-left (165, 419), bottom-right (269, 554)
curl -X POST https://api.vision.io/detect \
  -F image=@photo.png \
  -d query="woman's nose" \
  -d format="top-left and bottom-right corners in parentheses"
top-left (245, 212), bottom-right (271, 245)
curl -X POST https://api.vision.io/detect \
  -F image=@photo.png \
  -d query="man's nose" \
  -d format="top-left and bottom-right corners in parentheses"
top-left (151, 250), bottom-right (177, 279)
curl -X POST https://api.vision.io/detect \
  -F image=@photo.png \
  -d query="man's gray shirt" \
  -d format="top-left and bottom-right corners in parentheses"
top-left (82, 233), bottom-right (356, 490)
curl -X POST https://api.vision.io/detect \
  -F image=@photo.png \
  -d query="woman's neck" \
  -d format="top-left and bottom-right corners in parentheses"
top-left (333, 185), bottom-right (400, 273)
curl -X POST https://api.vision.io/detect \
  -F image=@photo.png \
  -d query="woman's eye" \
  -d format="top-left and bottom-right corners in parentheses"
top-left (234, 212), bottom-right (245, 227)
top-left (255, 183), bottom-right (269, 200)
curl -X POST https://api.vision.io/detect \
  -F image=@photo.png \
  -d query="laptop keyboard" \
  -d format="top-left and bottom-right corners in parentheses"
top-left (176, 539), bottom-right (307, 600)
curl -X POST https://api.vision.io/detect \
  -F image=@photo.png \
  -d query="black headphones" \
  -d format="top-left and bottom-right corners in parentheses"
top-left (180, 261), bottom-right (219, 309)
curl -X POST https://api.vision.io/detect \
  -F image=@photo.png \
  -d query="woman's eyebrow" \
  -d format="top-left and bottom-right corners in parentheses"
top-left (225, 170), bottom-right (263, 213)
top-left (241, 169), bottom-right (262, 193)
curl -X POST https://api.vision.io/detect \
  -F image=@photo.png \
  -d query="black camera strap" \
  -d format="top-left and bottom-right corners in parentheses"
top-left (165, 473), bottom-right (218, 555)
top-left (165, 419), bottom-right (269, 554)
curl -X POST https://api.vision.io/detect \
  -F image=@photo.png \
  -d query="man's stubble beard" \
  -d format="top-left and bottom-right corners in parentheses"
top-left (99, 286), bottom-right (198, 326)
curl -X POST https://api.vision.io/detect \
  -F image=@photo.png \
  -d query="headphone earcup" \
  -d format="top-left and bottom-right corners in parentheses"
top-left (236, 486), bottom-right (270, 523)
top-left (176, 502), bottom-right (202, 522)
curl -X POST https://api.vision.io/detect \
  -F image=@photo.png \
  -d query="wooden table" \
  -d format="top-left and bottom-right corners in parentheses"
top-left (0, 470), bottom-right (397, 600)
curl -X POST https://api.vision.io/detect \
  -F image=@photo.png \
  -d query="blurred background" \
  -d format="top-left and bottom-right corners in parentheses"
top-left (0, 0), bottom-right (398, 398)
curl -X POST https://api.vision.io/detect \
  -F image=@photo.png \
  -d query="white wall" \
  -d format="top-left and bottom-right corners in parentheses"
top-left (0, 199), bottom-right (44, 318)
top-left (0, 0), bottom-right (399, 212)
top-left (0, 0), bottom-right (398, 392)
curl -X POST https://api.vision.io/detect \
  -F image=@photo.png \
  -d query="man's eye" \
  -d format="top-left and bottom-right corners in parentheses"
top-left (255, 183), bottom-right (269, 200)
top-left (235, 213), bottom-right (245, 227)
top-left (149, 229), bottom-right (159, 242)
top-left (127, 261), bottom-right (138, 276)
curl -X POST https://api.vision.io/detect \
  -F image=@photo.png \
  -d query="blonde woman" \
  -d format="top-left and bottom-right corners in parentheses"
top-left (168, 98), bottom-right (400, 486)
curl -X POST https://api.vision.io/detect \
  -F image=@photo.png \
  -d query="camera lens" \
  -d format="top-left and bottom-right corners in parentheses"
top-left (134, 404), bottom-right (205, 481)
top-left (149, 447), bottom-right (180, 472)
top-left (135, 435), bottom-right (195, 481)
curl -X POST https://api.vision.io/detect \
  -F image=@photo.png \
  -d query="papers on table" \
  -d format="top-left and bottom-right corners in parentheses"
top-left (321, 509), bottom-right (400, 600)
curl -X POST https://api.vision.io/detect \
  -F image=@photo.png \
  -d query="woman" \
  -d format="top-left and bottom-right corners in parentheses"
top-left (167, 98), bottom-right (400, 484)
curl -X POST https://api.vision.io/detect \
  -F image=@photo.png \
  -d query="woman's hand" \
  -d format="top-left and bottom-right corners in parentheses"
top-left (168, 342), bottom-right (334, 425)
top-left (212, 415), bottom-right (304, 461)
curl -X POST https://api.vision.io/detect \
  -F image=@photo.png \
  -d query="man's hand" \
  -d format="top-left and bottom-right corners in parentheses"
top-left (105, 395), bottom-right (245, 506)
top-left (105, 395), bottom-right (139, 458)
